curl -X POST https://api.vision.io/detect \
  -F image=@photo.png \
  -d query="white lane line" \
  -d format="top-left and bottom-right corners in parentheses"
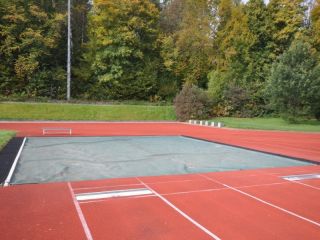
top-left (159, 182), bottom-right (288, 197)
top-left (199, 174), bottom-right (320, 228)
top-left (79, 182), bottom-right (290, 205)
top-left (72, 179), bottom-right (196, 191)
top-left (4, 137), bottom-right (27, 187)
top-left (73, 183), bottom-right (143, 191)
top-left (289, 180), bottom-right (320, 191)
top-left (137, 178), bottom-right (222, 240)
top-left (76, 188), bottom-right (153, 201)
top-left (67, 182), bottom-right (94, 240)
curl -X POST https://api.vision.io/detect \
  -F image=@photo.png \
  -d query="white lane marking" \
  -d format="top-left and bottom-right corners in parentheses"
top-left (4, 137), bottom-right (27, 187)
top-left (137, 178), bottom-right (222, 240)
top-left (73, 179), bottom-right (196, 191)
top-left (76, 188), bottom-right (153, 201)
top-left (73, 183), bottom-right (143, 191)
top-left (199, 174), bottom-right (320, 228)
top-left (282, 173), bottom-right (320, 181)
top-left (288, 180), bottom-right (320, 191)
top-left (67, 182), bottom-right (94, 240)
top-left (79, 182), bottom-right (290, 205)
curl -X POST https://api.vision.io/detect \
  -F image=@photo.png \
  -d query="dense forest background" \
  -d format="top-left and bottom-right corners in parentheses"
top-left (0, 0), bottom-right (319, 118)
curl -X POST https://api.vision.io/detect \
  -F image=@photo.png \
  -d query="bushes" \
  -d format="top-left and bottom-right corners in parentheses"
top-left (174, 84), bottom-right (211, 121)
top-left (266, 40), bottom-right (320, 122)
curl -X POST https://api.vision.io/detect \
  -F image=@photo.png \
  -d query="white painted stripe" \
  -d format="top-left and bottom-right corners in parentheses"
top-left (288, 180), bottom-right (320, 191)
top-left (72, 179), bottom-right (196, 191)
top-left (4, 137), bottom-right (26, 187)
top-left (67, 182), bottom-right (94, 240)
top-left (200, 174), bottom-right (320, 228)
top-left (73, 183), bottom-right (143, 191)
top-left (76, 188), bottom-right (153, 201)
top-left (282, 173), bottom-right (320, 181)
top-left (78, 182), bottom-right (290, 205)
top-left (137, 178), bottom-right (222, 240)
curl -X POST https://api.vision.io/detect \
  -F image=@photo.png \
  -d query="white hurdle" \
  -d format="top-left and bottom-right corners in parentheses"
top-left (42, 128), bottom-right (72, 135)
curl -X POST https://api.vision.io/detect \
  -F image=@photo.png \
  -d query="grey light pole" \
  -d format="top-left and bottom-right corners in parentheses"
top-left (67, 0), bottom-right (72, 101)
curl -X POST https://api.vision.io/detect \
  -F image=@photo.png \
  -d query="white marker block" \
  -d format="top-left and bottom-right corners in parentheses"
top-left (200, 120), bottom-right (203, 125)
top-left (211, 122), bottom-right (215, 127)
top-left (217, 122), bottom-right (224, 128)
top-left (205, 121), bottom-right (209, 126)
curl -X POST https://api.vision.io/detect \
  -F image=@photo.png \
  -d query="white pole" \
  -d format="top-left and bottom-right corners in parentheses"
top-left (67, 0), bottom-right (72, 101)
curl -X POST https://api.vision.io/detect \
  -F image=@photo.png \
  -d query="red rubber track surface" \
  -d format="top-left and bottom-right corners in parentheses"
top-left (1, 121), bottom-right (320, 162)
top-left (0, 122), bottom-right (320, 240)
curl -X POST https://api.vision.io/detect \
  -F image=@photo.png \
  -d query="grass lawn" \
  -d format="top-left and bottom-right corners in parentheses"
top-left (0, 131), bottom-right (15, 150)
top-left (1, 102), bottom-right (319, 132)
top-left (212, 117), bottom-right (320, 132)
top-left (0, 102), bottom-right (176, 121)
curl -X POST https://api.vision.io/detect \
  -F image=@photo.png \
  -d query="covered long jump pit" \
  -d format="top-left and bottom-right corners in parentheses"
top-left (10, 136), bottom-right (312, 185)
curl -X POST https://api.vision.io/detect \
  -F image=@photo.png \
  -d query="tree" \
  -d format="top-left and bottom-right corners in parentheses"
top-left (209, 2), bottom-right (262, 116)
top-left (267, 0), bottom-right (305, 58)
top-left (216, 0), bottom-right (233, 32)
top-left (159, 0), bottom-right (184, 34)
top-left (160, 0), bottom-right (215, 88)
top-left (266, 40), bottom-right (320, 121)
top-left (243, 0), bottom-right (272, 112)
top-left (84, 0), bottom-right (160, 100)
top-left (311, 0), bottom-right (320, 50)
top-left (0, 0), bottom-right (66, 98)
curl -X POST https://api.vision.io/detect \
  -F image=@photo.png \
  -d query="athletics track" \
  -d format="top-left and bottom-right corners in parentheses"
top-left (0, 122), bottom-right (319, 239)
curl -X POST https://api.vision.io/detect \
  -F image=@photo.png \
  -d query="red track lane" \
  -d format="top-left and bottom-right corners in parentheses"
top-left (203, 166), bottom-right (318, 187)
top-left (300, 179), bottom-right (320, 188)
top-left (146, 178), bottom-right (224, 195)
top-left (163, 188), bottom-right (320, 239)
top-left (70, 176), bottom-right (141, 189)
top-left (0, 183), bottom-right (87, 240)
top-left (1, 166), bottom-right (320, 239)
top-left (0, 122), bottom-right (320, 161)
top-left (254, 165), bottom-right (320, 175)
top-left (140, 173), bottom-right (205, 184)
top-left (242, 182), bottom-right (320, 222)
top-left (79, 196), bottom-right (213, 240)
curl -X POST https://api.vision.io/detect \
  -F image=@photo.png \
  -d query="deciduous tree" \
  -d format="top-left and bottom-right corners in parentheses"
top-left (84, 0), bottom-right (160, 100)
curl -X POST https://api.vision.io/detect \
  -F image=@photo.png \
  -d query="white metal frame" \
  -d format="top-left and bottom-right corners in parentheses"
top-left (42, 128), bottom-right (72, 135)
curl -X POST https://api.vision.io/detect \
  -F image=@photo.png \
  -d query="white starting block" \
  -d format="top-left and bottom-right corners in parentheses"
top-left (42, 128), bottom-right (72, 135)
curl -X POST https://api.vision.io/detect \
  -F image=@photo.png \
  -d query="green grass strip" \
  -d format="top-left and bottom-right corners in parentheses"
top-left (0, 102), bottom-right (176, 121)
top-left (0, 131), bottom-right (15, 150)
top-left (212, 117), bottom-right (320, 132)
